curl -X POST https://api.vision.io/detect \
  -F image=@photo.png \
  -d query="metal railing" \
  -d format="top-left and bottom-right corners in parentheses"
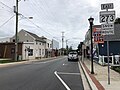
top-left (99, 55), bottom-right (120, 66)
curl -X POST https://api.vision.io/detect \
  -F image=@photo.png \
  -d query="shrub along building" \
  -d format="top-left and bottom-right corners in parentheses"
top-left (0, 29), bottom-right (59, 60)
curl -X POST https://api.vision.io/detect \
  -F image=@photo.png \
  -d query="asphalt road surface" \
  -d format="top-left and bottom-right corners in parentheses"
top-left (0, 57), bottom-right (84, 90)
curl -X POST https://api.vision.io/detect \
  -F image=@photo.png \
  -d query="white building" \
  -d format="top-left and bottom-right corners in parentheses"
top-left (10, 29), bottom-right (46, 60)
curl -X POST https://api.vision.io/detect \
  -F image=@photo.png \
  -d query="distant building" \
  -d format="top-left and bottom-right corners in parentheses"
top-left (52, 39), bottom-right (59, 49)
top-left (0, 37), bottom-right (10, 42)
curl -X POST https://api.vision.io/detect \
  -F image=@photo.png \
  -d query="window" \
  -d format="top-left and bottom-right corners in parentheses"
top-left (42, 43), bottom-right (44, 45)
top-left (28, 49), bottom-right (33, 56)
top-left (13, 39), bottom-right (15, 42)
top-left (25, 33), bottom-right (27, 36)
top-left (50, 44), bottom-right (52, 48)
top-left (39, 49), bottom-right (41, 55)
top-left (39, 43), bottom-right (41, 45)
top-left (36, 42), bottom-right (38, 45)
top-left (48, 43), bottom-right (49, 48)
top-left (42, 49), bottom-right (44, 55)
top-left (11, 48), bottom-right (15, 54)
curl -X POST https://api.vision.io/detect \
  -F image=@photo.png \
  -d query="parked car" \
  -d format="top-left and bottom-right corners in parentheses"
top-left (68, 51), bottom-right (79, 61)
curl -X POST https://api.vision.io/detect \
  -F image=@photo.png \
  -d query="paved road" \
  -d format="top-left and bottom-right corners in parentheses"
top-left (0, 57), bottom-right (84, 90)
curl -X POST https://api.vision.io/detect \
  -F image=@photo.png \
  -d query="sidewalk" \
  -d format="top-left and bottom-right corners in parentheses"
top-left (0, 56), bottom-right (62, 68)
top-left (80, 58), bottom-right (120, 90)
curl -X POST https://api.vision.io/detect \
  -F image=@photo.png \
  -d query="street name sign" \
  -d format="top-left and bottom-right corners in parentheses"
top-left (101, 3), bottom-right (113, 10)
top-left (100, 11), bottom-right (115, 23)
top-left (101, 23), bottom-right (114, 29)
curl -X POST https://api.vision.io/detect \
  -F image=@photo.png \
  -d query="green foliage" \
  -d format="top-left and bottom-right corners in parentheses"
top-left (111, 66), bottom-right (120, 73)
top-left (0, 60), bottom-right (15, 63)
top-left (114, 18), bottom-right (120, 24)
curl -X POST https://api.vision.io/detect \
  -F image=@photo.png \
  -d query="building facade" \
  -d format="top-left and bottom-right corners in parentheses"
top-left (0, 29), bottom-right (59, 60)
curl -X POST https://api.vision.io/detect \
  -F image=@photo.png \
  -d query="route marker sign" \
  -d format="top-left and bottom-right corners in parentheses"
top-left (100, 11), bottom-right (115, 23)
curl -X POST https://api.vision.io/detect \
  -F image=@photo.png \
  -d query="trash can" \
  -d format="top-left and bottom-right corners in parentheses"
top-left (18, 55), bottom-right (22, 60)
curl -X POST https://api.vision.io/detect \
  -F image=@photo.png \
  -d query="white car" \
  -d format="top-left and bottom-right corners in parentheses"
top-left (68, 51), bottom-right (78, 61)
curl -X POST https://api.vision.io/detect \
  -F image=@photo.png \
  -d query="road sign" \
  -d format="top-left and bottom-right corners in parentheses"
top-left (100, 3), bottom-right (115, 85)
top-left (93, 28), bottom-right (104, 43)
top-left (101, 30), bottom-right (114, 35)
top-left (100, 11), bottom-right (115, 23)
top-left (101, 23), bottom-right (114, 29)
top-left (101, 23), bottom-right (114, 35)
top-left (101, 3), bottom-right (114, 10)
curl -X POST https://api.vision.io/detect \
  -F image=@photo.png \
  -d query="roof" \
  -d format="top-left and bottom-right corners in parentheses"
top-left (24, 30), bottom-right (46, 43)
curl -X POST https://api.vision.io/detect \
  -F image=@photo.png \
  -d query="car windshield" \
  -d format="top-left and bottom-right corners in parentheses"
top-left (69, 52), bottom-right (77, 54)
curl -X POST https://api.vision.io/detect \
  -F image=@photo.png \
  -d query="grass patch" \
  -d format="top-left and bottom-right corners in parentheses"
top-left (0, 60), bottom-right (15, 64)
top-left (111, 66), bottom-right (120, 73)
top-left (0, 59), bottom-right (26, 64)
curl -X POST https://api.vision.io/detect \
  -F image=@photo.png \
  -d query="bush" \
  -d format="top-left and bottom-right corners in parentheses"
top-left (0, 60), bottom-right (14, 63)
top-left (111, 66), bottom-right (120, 73)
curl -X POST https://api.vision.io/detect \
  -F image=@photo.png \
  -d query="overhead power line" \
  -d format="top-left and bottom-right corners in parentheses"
top-left (20, 14), bottom-right (55, 38)
top-left (0, 15), bottom-right (15, 28)
top-left (0, 1), bottom-right (14, 13)
top-left (0, 1), bottom-right (13, 9)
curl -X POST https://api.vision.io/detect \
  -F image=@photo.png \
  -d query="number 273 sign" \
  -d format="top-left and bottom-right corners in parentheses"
top-left (100, 11), bottom-right (115, 23)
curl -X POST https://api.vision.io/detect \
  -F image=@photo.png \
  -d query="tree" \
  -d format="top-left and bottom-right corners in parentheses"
top-left (68, 46), bottom-right (72, 52)
top-left (114, 18), bottom-right (120, 24)
top-left (77, 42), bottom-right (83, 55)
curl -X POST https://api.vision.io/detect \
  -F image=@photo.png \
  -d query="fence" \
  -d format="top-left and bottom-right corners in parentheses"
top-left (99, 55), bottom-right (120, 66)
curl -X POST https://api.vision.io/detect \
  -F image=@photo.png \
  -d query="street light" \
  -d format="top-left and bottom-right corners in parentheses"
top-left (88, 17), bottom-right (94, 74)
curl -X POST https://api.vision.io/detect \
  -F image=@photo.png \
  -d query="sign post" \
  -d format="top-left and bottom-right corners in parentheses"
top-left (99, 3), bottom-right (115, 85)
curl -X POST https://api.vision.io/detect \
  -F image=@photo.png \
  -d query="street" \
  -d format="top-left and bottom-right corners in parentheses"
top-left (0, 57), bottom-right (84, 90)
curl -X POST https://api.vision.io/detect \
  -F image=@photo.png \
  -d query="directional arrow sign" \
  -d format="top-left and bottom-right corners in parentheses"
top-left (101, 23), bottom-right (114, 29)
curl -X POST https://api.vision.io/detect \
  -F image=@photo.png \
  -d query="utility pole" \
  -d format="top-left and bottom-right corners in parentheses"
top-left (66, 40), bottom-right (68, 49)
top-left (66, 40), bottom-right (68, 55)
top-left (14, 0), bottom-right (19, 61)
top-left (62, 32), bottom-right (64, 55)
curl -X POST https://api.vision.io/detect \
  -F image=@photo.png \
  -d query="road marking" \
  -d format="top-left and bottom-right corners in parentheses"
top-left (78, 62), bottom-right (91, 90)
top-left (54, 71), bottom-right (71, 90)
top-left (35, 59), bottom-right (59, 64)
top-left (63, 63), bottom-right (67, 66)
top-left (57, 72), bottom-right (80, 75)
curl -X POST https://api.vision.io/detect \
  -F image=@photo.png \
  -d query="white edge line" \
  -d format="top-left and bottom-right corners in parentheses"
top-left (79, 62), bottom-right (98, 90)
top-left (57, 72), bottom-right (80, 75)
top-left (41, 58), bottom-right (60, 63)
top-left (54, 71), bottom-right (71, 90)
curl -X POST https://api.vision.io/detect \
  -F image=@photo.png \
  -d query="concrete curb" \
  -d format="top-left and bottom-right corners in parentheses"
top-left (79, 61), bottom-right (98, 90)
top-left (0, 56), bottom-right (62, 68)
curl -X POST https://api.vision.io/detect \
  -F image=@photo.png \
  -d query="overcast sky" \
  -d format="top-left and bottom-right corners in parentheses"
top-left (0, 0), bottom-right (120, 49)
